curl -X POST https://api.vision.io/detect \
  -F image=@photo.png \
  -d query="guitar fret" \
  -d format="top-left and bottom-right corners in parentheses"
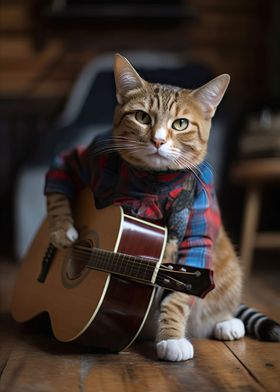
top-left (125, 254), bottom-right (137, 278)
top-left (132, 255), bottom-right (139, 279)
top-left (85, 247), bottom-right (155, 282)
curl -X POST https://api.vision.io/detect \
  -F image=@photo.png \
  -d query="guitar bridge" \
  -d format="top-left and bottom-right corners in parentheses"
top-left (37, 243), bottom-right (57, 283)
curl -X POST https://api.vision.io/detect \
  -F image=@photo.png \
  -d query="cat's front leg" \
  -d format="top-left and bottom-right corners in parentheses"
top-left (46, 193), bottom-right (78, 248)
top-left (156, 292), bottom-right (194, 362)
top-left (50, 220), bottom-right (78, 249)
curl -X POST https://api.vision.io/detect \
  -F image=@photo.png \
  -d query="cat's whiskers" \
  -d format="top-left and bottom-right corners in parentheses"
top-left (201, 160), bottom-right (215, 177)
top-left (92, 139), bottom-right (147, 155)
top-left (94, 146), bottom-right (144, 155)
top-left (175, 155), bottom-right (202, 176)
top-left (91, 133), bottom-right (213, 191)
top-left (174, 155), bottom-right (211, 199)
top-left (92, 135), bottom-right (146, 148)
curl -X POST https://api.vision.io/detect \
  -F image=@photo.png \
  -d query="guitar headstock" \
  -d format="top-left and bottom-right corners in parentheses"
top-left (155, 264), bottom-right (215, 298)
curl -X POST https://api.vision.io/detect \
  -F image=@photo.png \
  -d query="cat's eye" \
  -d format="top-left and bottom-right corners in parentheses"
top-left (172, 118), bottom-right (189, 131)
top-left (135, 110), bottom-right (151, 125)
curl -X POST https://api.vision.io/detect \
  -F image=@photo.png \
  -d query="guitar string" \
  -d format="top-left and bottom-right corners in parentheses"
top-left (70, 246), bottom-right (200, 276)
top-left (71, 246), bottom-right (200, 276)
top-left (72, 247), bottom-right (156, 266)
top-left (74, 243), bottom-right (159, 263)
top-left (70, 250), bottom-right (193, 289)
top-left (71, 247), bottom-right (195, 274)
top-left (69, 244), bottom-right (203, 289)
top-left (71, 248), bottom-right (158, 280)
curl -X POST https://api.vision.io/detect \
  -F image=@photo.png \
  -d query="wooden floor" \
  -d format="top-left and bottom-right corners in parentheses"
top-left (0, 259), bottom-right (280, 392)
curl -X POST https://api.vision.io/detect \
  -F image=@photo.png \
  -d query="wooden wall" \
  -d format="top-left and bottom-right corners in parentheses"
top-left (0, 0), bottom-right (275, 252)
top-left (0, 0), bottom-right (273, 103)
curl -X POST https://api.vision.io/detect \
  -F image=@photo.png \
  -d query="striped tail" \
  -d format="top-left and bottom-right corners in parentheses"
top-left (235, 304), bottom-right (280, 342)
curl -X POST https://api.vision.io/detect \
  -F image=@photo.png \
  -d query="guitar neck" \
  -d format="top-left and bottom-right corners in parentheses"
top-left (75, 245), bottom-right (158, 283)
top-left (74, 244), bottom-right (215, 298)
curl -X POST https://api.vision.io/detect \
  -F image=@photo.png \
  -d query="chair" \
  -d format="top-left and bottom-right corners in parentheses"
top-left (231, 158), bottom-right (280, 278)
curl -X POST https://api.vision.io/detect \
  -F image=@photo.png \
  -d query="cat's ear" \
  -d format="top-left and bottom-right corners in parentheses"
top-left (191, 74), bottom-right (230, 119)
top-left (114, 54), bottom-right (145, 104)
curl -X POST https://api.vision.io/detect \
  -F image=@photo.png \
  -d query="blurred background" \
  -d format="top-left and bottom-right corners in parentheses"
top-left (0, 0), bottom-right (280, 283)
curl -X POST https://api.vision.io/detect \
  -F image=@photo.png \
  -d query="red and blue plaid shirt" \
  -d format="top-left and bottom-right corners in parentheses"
top-left (44, 131), bottom-right (221, 269)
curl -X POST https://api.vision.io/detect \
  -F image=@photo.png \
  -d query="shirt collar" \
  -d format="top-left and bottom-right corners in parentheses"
top-left (123, 158), bottom-right (194, 184)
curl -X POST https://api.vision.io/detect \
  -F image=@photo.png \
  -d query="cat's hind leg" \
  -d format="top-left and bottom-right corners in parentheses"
top-left (214, 318), bottom-right (245, 341)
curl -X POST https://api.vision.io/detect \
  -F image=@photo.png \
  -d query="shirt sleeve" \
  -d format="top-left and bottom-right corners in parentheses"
top-left (44, 146), bottom-right (91, 199)
top-left (178, 164), bottom-right (221, 269)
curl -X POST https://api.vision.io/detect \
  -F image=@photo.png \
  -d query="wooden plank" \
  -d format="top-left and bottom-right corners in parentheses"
top-left (82, 340), bottom-right (264, 392)
top-left (0, 262), bottom-right (19, 376)
top-left (30, 81), bottom-right (73, 98)
top-left (0, 41), bottom-right (63, 69)
top-left (243, 276), bottom-right (280, 322)
top-left (0, 264), bottom-right (265, 392)
top-left (241, 271), bottom-right (280, 392)
top-left (0, 79), bottom-right (36, 95)
top-left (0, 337), bottom-right (82, 392)
top-left (0, 4), bottom-right (30, 31)
top-left (61, 49), bottom-right (97, 66)
top-left (255, 232), bottom-right (280, 249)
top-left (231, 159), bottom-right (280, 183)
top-left (225, 339), bottom-right (280, 392)
top-left (0, 42), bottom-right (65, 96)
top-left (0, 314), bottom-right (19, 382)
top-left (0, 336), bottom-right (264, 392)
top-left (0, 37), bottom-right (33, 59)
top-left (0, 259), bottom-right (278, 391)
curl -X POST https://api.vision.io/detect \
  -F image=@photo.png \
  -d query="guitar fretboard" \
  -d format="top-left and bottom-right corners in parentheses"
top-left (74, 245), bottom-right (158, 283)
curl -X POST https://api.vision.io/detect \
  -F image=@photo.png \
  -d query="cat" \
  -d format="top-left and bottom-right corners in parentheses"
top-left (45, 54), bottom-right (280, 362)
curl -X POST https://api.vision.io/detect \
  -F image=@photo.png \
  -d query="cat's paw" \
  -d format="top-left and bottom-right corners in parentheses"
top-left (50, 223), bottom-right (78, 249)
top-left (156, 338), bottom-right (194, 362)
top-left (214, 318), bottom-right (245, 341)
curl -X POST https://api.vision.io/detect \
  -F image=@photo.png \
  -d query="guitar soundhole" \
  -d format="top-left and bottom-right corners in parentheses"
top-left (62, 229), bottom-right (99, 287)
top-left (62, 239), bottom-right (92, 287)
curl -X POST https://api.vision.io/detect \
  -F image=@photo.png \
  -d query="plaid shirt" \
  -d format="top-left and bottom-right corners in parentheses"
top-left (45, 131), bottom-right (221, 268)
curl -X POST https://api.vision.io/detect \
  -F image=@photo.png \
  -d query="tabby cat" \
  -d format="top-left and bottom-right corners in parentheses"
top-left (45, 54), bottom-right (280, 362)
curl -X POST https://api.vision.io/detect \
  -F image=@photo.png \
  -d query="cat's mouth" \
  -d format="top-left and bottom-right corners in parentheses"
top-left (153, 145), bottom-right (176, 159)
top-left (147, 151), bottom-right (174, 168)
top-left (149, 151), bottom-right (168, 160)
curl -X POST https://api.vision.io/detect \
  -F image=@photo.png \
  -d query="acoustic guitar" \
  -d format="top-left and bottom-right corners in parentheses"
top-left (11, 188), bottom-right (214, 352)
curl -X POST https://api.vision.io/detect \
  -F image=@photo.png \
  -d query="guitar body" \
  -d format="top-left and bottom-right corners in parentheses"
top-left (11, 189), bottom-right (167, 352)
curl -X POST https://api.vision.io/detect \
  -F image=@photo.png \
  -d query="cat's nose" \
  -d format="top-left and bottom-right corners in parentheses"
top-left (152, 127), bottom-right (167, 149)
top-left (152, 138), bottom-right (166, 149)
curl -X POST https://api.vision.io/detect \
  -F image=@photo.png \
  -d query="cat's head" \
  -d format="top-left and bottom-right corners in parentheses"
top-left (113, 54), bottom-right (230, 171)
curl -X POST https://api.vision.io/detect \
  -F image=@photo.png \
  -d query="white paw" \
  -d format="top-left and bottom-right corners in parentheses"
top-left (66, 226), bottom-right (79, 242)
top-left (156, 338), bottom-right (194, 362)
top-left (214, 318), bottom-right (245, 341)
